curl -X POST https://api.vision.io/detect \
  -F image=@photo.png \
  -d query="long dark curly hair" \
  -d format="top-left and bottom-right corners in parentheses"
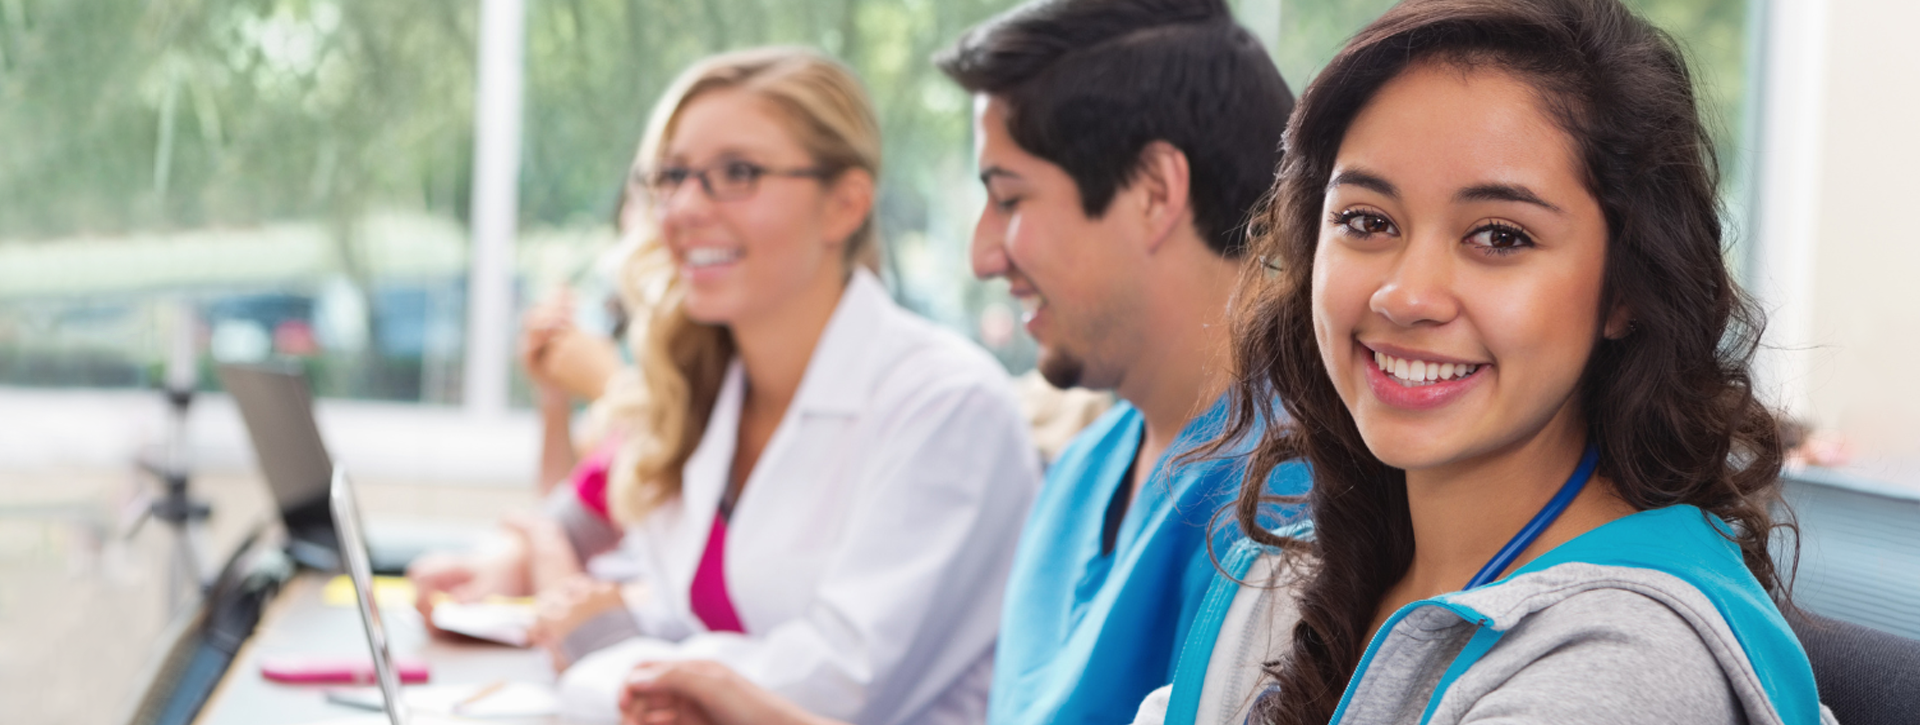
top-left (1208, 1), bottom-right (1791, 722)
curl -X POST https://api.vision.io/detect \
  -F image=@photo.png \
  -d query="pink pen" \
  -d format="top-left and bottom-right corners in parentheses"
top-left (259, 655), bottom-right (430, 684)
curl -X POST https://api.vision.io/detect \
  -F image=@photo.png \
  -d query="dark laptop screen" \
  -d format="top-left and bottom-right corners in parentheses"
top-left (216, 363), bottom-right (334, 534)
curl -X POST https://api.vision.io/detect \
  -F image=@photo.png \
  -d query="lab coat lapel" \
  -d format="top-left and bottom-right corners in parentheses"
top-left (788, 268), bottom-right (891, 418)
top-left (665, 359), bottom-right (744, 615)
top-left (684, 271), bottom-right (891, 628)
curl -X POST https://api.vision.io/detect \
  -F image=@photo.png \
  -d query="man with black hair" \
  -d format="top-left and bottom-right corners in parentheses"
top-left (618, 3), bottom-right (1305, 723)
top-left (937, 0), bottom-right (1305, 722)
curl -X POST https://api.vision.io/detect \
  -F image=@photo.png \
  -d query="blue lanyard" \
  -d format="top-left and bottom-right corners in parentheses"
top-left (1463, 444), bottom-right (1601, 590)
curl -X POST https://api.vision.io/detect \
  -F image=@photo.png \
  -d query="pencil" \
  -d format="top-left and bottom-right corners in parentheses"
top-left (452, 680), bottom-right (507, 714)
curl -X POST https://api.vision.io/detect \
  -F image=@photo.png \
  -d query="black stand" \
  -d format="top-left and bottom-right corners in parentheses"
top-left (134, 386), bottom-right (214, 611)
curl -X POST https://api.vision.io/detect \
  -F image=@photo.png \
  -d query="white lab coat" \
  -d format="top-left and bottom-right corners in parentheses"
top-left (559, 269), bottom-right (1042, 725)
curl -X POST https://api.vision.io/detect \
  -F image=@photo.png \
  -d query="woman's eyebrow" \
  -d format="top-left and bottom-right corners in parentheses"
top-left (1328, 168), bottom-right (1398, 198)
top-left (661, 146), bottom-right (772, 166)
top-left (1456, 182), bottom-right (1565, 214)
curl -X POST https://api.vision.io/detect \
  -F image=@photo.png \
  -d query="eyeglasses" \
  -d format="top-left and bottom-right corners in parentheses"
top-left (638, 159), bottom-right (831, 203)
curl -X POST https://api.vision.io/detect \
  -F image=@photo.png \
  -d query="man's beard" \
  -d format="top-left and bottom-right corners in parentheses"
top-left (1036, 346), bottom-right (1086, 389)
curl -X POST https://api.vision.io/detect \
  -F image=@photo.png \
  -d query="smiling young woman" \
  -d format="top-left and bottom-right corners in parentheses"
top-left (410, 47), bottom-right (1043, 725)
top-left (1173, 0), bottom-right (1827, 723)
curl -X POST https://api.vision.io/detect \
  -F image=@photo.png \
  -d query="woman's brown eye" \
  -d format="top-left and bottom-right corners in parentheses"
top-left (723, 161), bottom-right (762, 183)
top-left (1466, 223), bottom-right (1536, 255)
top-left (1345, 213), bottom-right (1390, 235)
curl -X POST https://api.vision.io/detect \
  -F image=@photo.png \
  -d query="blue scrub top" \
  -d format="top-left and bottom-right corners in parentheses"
top-left (988, 396), bottom-right (1309, 724)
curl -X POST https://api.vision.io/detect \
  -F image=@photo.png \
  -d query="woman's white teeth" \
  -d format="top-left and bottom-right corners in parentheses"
top-left (1373, 351), bottom-right (1478, 386)
top-left (685, 247), bottom-right (741, 268)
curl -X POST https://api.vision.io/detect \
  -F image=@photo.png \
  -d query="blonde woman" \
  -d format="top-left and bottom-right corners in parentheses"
top-left (410, 47), bottom-right (1041, 725)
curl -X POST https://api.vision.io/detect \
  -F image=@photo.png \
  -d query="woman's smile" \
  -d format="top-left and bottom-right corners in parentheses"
top-left (1359, 340), bottom-right (1488, 410)
top-left (677, 244), bottom-right (746, 282)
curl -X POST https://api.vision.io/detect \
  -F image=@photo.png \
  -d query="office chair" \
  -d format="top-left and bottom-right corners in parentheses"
top-left (1787, 608), bottom-right (1920, 725)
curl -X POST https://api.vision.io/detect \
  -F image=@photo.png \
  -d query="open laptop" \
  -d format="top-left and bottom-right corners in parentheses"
top-left (331, 466), bottom-right (523, 725)
top-left (219, 362), bottom-right (447, 574)
top-left (330, 466), bottom-right (412, 725)
top-left (330, 467), bottom-right (562, 725)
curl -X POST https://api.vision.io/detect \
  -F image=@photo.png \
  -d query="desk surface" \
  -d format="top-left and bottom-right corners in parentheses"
top-left (194, 572), bottom-right (560, 725)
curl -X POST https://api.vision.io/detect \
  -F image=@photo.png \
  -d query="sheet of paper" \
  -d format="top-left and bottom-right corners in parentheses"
top-left (324, 681), bottom-right (560, 719)
top-left (417, 681), bottom-right (561, 718)
top-left (430, 601), bottom-right (537, 647)
top-left (297, 715), bottom-right (517, 725)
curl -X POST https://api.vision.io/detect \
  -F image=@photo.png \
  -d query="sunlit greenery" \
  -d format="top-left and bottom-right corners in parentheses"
top-left (0, 1), bottom-right (476, 237)
top-left (0, 0), bottom-right (1760, 238)
top-left (1266, 0), bottom-right (1753, 174)
top-left (0, 0), bottom-right (1756, 399)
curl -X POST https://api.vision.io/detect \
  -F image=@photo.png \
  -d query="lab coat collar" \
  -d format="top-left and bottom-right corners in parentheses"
top-left (789, 267), bottom-right (897, 417)
top-left (675, 268), bottom-right (895, 523)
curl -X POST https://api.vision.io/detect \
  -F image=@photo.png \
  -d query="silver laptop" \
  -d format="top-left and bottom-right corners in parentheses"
top-left (331, 465), bottom-right (412, 725)
top-left (330, 469), bottom-right (551, 725)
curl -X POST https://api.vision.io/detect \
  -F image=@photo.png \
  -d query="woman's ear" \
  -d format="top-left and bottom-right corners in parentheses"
top-left (1603, 301), bottom-right (1635, 339)
top-left (822, 168), bottom-right (875, 249)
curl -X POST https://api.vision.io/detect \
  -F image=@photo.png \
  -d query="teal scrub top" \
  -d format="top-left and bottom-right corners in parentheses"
top-left (988, 397), bottom-right (1309, 724)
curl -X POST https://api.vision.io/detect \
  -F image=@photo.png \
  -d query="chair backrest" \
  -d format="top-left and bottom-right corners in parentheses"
top-left (1787, 608), bottom-right (1920, 725)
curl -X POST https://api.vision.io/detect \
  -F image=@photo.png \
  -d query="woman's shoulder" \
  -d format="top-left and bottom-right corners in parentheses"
top-left (1179, 583), bottom-right (1747, 725)
top-left (1439, 548), bottom-right (1822, 725)
top-left (1433, 586), bottom-right (1746, 725)
top-left (837, 270), bottom-right (1003, 382)
top-left (800, 272), bottom-right (1015, 416)
top-left (864, 313), bottom-right (1017, 405)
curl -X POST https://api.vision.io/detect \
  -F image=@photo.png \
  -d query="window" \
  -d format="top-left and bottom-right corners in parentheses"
top-left (0, 0), bottom-right (1757, 405)
top-left (0, 1), bottom-right (477, 401)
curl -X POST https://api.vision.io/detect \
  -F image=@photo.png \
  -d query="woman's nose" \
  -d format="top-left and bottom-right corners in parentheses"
top-left (1369, 236), bottom-right (1459, 327)
top-left (657, 180), bottom-right (717, 229)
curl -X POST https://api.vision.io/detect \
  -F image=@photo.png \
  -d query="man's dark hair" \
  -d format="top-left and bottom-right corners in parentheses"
top-left (936, 0), bottom-right (1293, 257)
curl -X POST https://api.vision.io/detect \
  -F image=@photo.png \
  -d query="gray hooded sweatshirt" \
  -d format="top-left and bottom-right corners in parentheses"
top-left (1133, 507), bottom-right (1835, 725)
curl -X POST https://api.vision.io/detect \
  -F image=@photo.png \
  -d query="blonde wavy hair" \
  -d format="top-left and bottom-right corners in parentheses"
top-left (598, 47), bottom-right (882, 524)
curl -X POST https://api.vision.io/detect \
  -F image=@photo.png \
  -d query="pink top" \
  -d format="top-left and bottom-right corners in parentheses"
top-left (571, 434), bottom-right (744, 633)
top-left (688, 512), bottom-right (745, 633)
top-left (570, 436), bottom-right (624, 521)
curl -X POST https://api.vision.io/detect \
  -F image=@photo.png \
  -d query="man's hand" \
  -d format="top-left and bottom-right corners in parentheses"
top-left (619, 661), bottom-right (840, 725)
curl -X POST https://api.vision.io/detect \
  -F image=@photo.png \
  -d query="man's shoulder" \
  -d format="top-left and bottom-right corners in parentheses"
top-left (1047, 400), bottom-right (1142, 475)
top-left (1019, 401), bottom-right (1141, 533)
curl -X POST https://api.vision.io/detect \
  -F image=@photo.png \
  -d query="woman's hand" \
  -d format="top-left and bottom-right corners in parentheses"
top-left (500, 513), bottom-right (584, 594)
top-left (521, 287), bottom-right (620, 403)
top-left (407, 544), bottom-right (531, 637)
top-left (619, 661), bottom-right (841, 725)
top-left (536, 327), bottom-right (622, 402)
top-left (522, 288), bottom-right (577, 397)
top-left (407, 551), bottom-right (476, 635)
top-left (526, 575), bottom-right (630, 671)
top-left (409, 514), bottom-right (582, 638)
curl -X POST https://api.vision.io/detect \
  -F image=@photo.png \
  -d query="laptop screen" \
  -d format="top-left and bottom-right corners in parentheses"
top-left (218, 363), bottom-right (334, 534)
top-left (330, 466), bottom-right (409, 725)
